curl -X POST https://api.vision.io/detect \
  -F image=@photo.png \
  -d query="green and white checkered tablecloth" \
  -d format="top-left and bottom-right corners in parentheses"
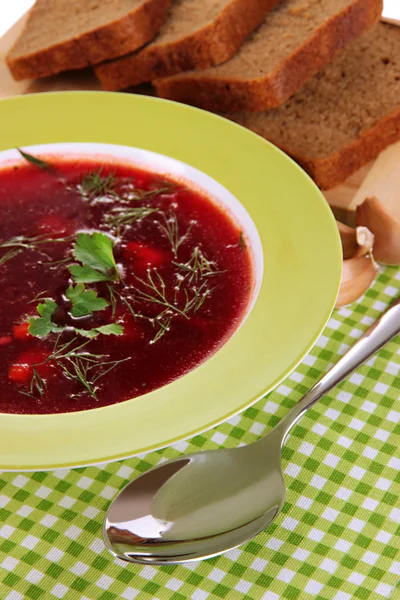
top-left (0, 267), bottom-right (399, 600)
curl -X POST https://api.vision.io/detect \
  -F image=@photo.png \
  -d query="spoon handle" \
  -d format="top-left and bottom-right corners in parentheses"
top-left (278, 297), bottom-right (400, 441)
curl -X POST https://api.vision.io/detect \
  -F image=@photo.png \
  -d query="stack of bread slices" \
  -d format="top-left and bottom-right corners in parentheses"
top-left (6, 0), bottom-right (400, 189)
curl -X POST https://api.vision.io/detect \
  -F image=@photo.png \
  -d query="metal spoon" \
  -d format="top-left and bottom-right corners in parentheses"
top-left (104, 297), bottom-right (400, 565)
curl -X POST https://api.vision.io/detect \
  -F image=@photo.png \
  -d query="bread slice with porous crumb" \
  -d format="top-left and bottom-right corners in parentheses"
top-left (228, 23), bottom-right (400, 190)
top-left (95, 0), bottom-right (280, 90)
top-left (154, 0), bottom-right (383, 112)
top-left (6, 0), bottom-right (172, 81)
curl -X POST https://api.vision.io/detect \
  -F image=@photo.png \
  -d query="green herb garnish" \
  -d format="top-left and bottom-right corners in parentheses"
top-left (159, 213), bottom-right (193, 258)
top-left (58, 353), bottom-right (129, 399)
top-left (107, 284), bottom-right (117, 319)
top-left (26, 336), bottom-right (130, 400)
top-left (125, 258), bottom-right (217, 343)
top-left (28, 299), bottom-right (62, 338)
top-left (0, 247), bottom-right (22, 266)
top-left (73, 323), bottom-right (124, 338)
top-left (116, 291), bottom-right (174, 345)
top-left (69, 232), bottom-right (119, 283)
top-left (92, 323), bottom-right (124, 336)
top-left (173, 246), bottom-right (222, 285)
top-left (132, 270), bottom-right (189, 319)
top-left (0, 233), bottom-right (73, 267)
top-left (69, 264), bottom-right (113, 283)
top-left (28, 284), bottom-right (121, 340)
top-left (65, 283), bottom-right (109, 318)
top-left (136, 186), bottom-right (174, 200)
top-left (238, 231), bottom-right (246, 250)
top-left (106, 206), bottom-right (159, 228)
top-left (19, 367), bottom-right (47, 401)
top-left (17, 148), bottom-right (50, 170)
top-left (77, 170), bottom-right (116, 200)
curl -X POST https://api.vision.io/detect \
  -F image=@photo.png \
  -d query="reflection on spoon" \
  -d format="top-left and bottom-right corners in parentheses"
top-left (104, 298), bottom-right (400, 564)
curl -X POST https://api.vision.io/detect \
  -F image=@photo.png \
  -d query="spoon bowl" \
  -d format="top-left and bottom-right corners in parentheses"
top-left (104, 298), bottom-right (400, 564)
top-left (104, 430), bottom-right (286, 564)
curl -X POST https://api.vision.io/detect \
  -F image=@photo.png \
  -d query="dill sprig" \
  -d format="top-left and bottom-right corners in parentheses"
top-left (114, 290), bottom-right (174, 345)
top-left (52, 334), bottom-right (130, 399)
top-left (173, 246), bottom-right (222, 286)
top-left (0, 247), bottom-right (22, 266)
top-left (105, 206), bottom-right (159, 228)
top-left (0, 234), bottom-right (74, 267)
top-left (107, 284), bottom-right (118, 319)
top-left (137, 186), bottom-right (174, 200)
top-left (57, 353), bottom-right (129, 400)
top-left (182, 280), bottom-right (216, 314)
top-left (28, 290), bottom-right (50, 304)
top-left (0, 233), bottom-right (73, 250)
top-left (42, 257), bottom-right (71, 268)
top-left (118, 181), bottom-right (177, 202)
top-left (24, 336), bottom-right (130, 400)
top-left (131, 269), bottom-right (189, 319)
top-left (122, 256), bottom-right (218, 343)
top-left (77, 170), bottom-right (117, 200)
top-left (19, 367), bottom-right (47, 400)
top-left (159, 213), bottom-right (193, 258)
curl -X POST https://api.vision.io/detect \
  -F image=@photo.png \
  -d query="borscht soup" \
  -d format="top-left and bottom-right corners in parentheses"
top-left (0, 147), bottom-right (254, 415)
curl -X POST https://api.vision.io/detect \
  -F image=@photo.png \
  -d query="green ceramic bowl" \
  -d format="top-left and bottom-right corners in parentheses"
top-left (0, 92), bottom-right (341, 470)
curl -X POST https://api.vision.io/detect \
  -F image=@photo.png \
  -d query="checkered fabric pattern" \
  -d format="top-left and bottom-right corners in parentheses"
top-left (0, 267), bottom-right (399, 600)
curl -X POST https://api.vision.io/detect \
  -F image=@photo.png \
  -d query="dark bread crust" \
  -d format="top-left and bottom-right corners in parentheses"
top-left (284, 109), bottom-right (400, 189)
top-left (95, 0), bottom-right (280, 90)
top-left (229, 21), bottom-right (400, 190)
top-left (154, 0), bottom-right (382, 112)
top-left (6, 0), bottom-right (171, 81)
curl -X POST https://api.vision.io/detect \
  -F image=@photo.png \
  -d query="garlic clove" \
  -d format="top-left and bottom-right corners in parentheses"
top-left (356, 196), bottom-right (400, 265)
top-left (353, 227), bottom-right (375, 258)
top-left (337, 221), bottom-right (358, 259)
top-left (336, 221), bottom-right (375, 260)
top-left (335, 254), bottom-right (379, 308)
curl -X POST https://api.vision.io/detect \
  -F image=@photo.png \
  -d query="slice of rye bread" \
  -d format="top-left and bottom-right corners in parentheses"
top-left (228, 23), bottom-right (400, 190)
top-left (95, 0), bottom-right (280, 90)
top-left (6, 0), bottom-right (172, 81)
top-left (154, 0), bottom-right (383, 112)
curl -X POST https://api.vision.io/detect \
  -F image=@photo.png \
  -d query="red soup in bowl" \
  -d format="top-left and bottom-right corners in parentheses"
top-left (0, 148), bottom-right (255, 414)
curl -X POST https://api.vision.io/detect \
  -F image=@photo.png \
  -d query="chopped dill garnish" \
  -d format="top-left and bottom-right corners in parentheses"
top-left (0, 233), bottom-right (74, 267)
top-left (19, 367), bottom-right (47, 400)
top-left (77, 170), bottom-right (117, 200)
top-left (159, 212), bottom-right (193, 258)
top-left (0, 247), bottom-right (22, 266)
top-left (106, 206), bottom-right (159, 228)
top-left (23, 336), bottom-right (129, 400)
top-left (173, 246), bottom-right (222, 285)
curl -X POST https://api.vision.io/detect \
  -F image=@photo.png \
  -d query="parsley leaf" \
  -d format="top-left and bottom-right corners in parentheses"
top-left (74, 324), bottom-right (124, 338)
top-left (69, 264), bottom-right (112, 283)
top-left (66, 283), bottom-right (109, 317)
top-left (73, 328), bottom-right (99, 339)
top-left (28, 234), bottom-right (123, 340)
top-left (94, 323), bottom-right (124, 336)
top-left (28, 299), bottom-right (62, 338)
top-left (70, 232), bottom-right (118, 283)
top-left (28, 287), bottom-right (123, 339)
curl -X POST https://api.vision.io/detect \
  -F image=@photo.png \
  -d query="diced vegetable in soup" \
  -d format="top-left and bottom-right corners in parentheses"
top-left (0, 151), bottom-right (253, 414)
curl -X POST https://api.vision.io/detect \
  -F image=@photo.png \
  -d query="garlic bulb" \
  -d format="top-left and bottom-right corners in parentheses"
top-left (356, 196), bottom-right (400, 265)
top-left (335, 221), bottom-right (378, 308)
